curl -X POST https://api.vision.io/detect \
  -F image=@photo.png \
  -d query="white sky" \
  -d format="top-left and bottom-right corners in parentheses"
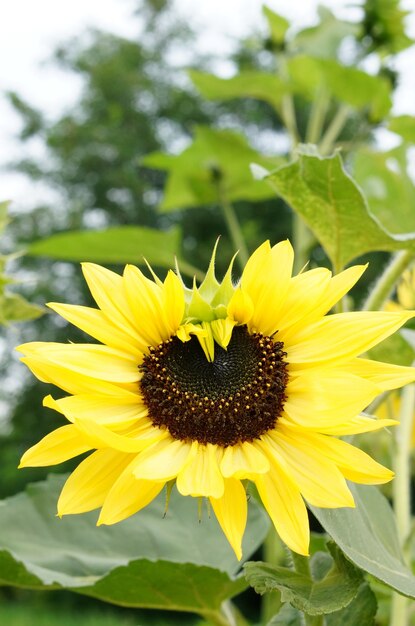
top-left (1, 0), bottom-right (414, 209)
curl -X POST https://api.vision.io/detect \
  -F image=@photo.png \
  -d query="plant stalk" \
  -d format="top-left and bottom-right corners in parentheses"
top-left (261, 528), bottom-right (285, 624)
top-left (391, 383), bottom-right (415, 626)
top-left (318, 104), bottom-right (351, 156)
top-left (362, 250), bottom-right (414, 311)
top-left (305, 85), bottom-right (330, 145)
top-left (217, 183), bottom-right (249, 272)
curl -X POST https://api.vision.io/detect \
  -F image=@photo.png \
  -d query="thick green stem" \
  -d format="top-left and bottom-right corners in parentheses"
top-left (305, 85), bottom-right (330, 145)
top-left (292, 215), bottom-right (314, 274)
top-left (217, 183), bottom-right (249, 272)
top-left (362, 250), bottom-right (414, 311)
top-left (261, 528), bottom-right (285, 624)
top-left (278, 56), bottom-right (299, 154)
top-left (318, 104), bottom-right (351, 156)
top-left (391, 383), bottom-right (415, 626)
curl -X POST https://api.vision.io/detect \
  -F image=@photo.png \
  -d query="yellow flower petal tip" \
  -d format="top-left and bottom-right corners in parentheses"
top-left (18, 240), bottom-right (415, 556)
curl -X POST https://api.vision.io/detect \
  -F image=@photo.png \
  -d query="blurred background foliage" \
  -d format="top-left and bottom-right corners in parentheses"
top-left (1, 0), bottom-right (415, 623)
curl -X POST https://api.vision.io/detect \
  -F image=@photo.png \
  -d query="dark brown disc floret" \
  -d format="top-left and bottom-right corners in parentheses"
top-left (139, 325), bottom-right (288, 447)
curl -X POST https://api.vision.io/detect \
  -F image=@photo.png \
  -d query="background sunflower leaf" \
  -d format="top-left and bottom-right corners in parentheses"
top-left (353, 146), bottom-right (415, 235)
top-left (262, 6), bottom-right (290, 46)
top-left (244, 543), bottom-right (362, 615)
top-left (0, 474), bottom-right (269, 614)
top-left (28, 226), bottom-right (182, 270)
top-left (310, 483), bottom-right (415, 598)
top-left (189, 70), bottom-right (285, 112)
top-left (143, 126), bottom-right (280, 211)
top-left (266, 149), bottom-right (415, 269)
top-left (388, 115), bottom-right (415, 142)
top-left (287, 56), bottom-right (392, 120)
top-left (325, 583), bottom-right (377, 626)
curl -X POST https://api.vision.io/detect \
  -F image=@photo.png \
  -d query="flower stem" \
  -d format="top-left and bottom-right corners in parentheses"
top-left (305, 85), bottom-right (330, 145)
top-left (318, 104), bottom-right (351, 156)
top-left (202, 609), bottom-right (233, 626)
top-left (362, 250), bottom-right (415, 311)
top-left (217, 183), bottom-right (249, 272)
top-left (391, 383), bottom-right (415, 626)
top-left (261, 528), bottom-right (284, 624)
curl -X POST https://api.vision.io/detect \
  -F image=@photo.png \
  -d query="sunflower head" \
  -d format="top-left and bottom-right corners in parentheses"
top-left (17, 240), bottom-right (415, 560)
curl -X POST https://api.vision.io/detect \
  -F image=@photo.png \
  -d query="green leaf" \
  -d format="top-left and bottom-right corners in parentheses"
top-left (310, 483), bottom-right (415, 598)
top-left (293, 7), bottom-right (359, 59)
top-left (326, 583), bottom-right (377, 626)
top-left (263, 6), bottom-right (290, 45)
top-left (266, 149), bottom-right (415, 269)
top-left (388, 115), bottom-right (415, 143)
top-left (353, 146), bottom-right (415, 235)
top-left (267, 603), bottom-right (302, 625)
top-left (29, 226), bottom-right (182, 269)
top-left (143, 126), bottom-right (280, 211)
top-left (368, 331), bottom-right (415, 366)
top-left (0, 292), bottom-right (43, 325)
top-left (189, 70), bottom-right (285, 112)
top-left (287, 56), bottom-right (392, 120)
top-left (0, 474), bottom-right (269, 614)
top-left (244, 543), bottom-right (362, 616)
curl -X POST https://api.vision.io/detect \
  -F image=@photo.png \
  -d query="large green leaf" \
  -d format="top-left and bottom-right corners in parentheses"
top-left (143, 126), bottom-right (279, 211)
top-left (287, 56), bottom-right (392, 120)
top-left (0, 475), bottom-right (268, 615)
top-left (189, 70), bottom-right (285, 112)
top-left (244, 543), bottom-right (362, 616)
top-left (29, 226), bottom-right (182, 269)
top-left (310, 483), bottom-right (415, 598)
top-left (353, 146), bottom-right (415, 234)
top-left (266, 148), bottom-right (415, 269)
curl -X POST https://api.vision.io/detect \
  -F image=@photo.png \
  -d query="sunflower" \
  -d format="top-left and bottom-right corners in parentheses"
top-left (18, 241), bottom-right (415, 559)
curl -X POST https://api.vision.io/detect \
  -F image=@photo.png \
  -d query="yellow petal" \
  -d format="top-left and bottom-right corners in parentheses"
top-left (19, 425), bottom-right (91, 468)
top-left (17, 354), bottom-right (136, 396)
top-left (227, 287), bottom-right (254, 325)
top-left (337, 358), bottom-right (415, 391)
top-left (81, 263), bottom-right (139, 336)
top-left (242, 241), bottom-right (294, 335)
top-left (98, 459), bottom-right (164, 525)
top-left (47, 302), bottom-right (144, 356)
top-left (255, 459), bottom-right (309, 556)
top-left (278, 415), bottom-right (397, 436)
top-left (211, 318), bottom-right (236, 350)
top-left (43, 392), bottom-right (147, 429)
top-left (276, 268), bottom-right (332, 338)
top-left (284, 372), bottom-right (380, 428)
top-left (210, 478), bottom-right (247, 561)
top-left (221, 442), bottom-right (269, 479)
top-left (286, 311), bottom-right (415, 368)
top-left (57, 449), bottom-right (134, 515)
top-left (18, 342), bottom-right (140, 383)
top-left (132, 437), bottom-right (192, 481)
top-left (123, 264), bottom-right (169, 346)
top-left (262, 430), bottom-right (355, 508)
top-left (299, 431), bottom-right (394, 485)
top-left (162, 271), bottom-right (185, 335)
top-left (73, 418), bottom-right (164, 453)
top-left (176, 442), bottom-right (224, 498)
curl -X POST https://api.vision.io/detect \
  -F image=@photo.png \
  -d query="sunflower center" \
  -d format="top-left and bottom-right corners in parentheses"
top-left (139, 325), bottom-right (288, 446)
